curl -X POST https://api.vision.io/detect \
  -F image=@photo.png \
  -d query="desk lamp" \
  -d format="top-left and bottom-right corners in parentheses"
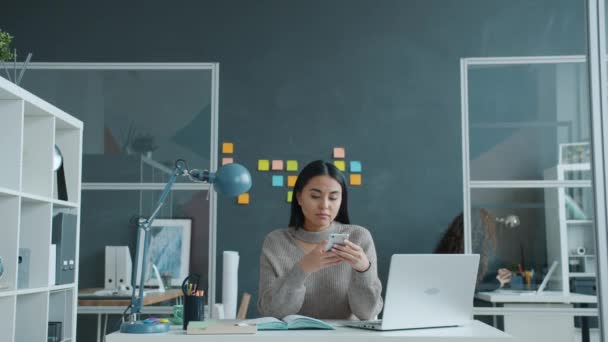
top-left (120, 159), bottom-right (252, 333)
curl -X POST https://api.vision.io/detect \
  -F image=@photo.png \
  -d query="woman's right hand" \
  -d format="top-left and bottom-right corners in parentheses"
top-left (298, 240), bottom-right (343, 273)
top-left (496, 268), bottom-right (512, 288)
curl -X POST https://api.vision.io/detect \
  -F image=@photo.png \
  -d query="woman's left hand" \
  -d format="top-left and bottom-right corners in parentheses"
top-left (331, 240), bottom-right (371, 272)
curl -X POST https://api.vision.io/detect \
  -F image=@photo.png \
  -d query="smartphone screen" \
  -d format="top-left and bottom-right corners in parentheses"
top-left (324, 233), bottom-right (349, 251)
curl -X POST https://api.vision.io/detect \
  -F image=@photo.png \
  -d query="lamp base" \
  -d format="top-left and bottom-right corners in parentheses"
top-left (120, 321), bottom-right (170, 334)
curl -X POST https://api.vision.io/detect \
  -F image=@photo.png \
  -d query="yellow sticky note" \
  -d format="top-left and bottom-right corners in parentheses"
top-left (222, 157), bottom-right (234, 166)
top-left (334, 160), bottom-right (346, 171)
top-left (333, 147), bottom-right (345, 159)
top-left (238, 193), bottom-right (250, 204)
top-left (222, 142), bottom-right (234, 154)
top-left (258, 160), bottom-right (270, 171)
top-left (287, 191), bottom-right (293, 203)
top-left (272, 160), bottom-right (284, 170)
top-left (350, 174), bottom-right (362, 186)
top-left (286, 160), bottom-right (298, 171)
top-left (287, 175), bottom-right (297, 187)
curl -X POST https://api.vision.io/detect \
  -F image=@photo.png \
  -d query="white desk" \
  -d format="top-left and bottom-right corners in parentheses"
top-left (475, 291), bottom-right (598, 342)
top-left (106, 320), bottom-right (512, 342)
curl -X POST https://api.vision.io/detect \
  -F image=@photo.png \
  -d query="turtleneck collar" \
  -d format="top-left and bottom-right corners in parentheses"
top-left (290, 222), bottom-right (338, 243)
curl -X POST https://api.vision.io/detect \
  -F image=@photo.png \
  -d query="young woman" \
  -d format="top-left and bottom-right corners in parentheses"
top-left (257, 160), bottom-right (383, 319)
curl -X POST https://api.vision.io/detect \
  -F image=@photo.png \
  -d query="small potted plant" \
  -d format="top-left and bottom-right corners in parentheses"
top-left (0, 29), bottom-right (14, 62)
top-left (0, 28), bottom-right (32, 85)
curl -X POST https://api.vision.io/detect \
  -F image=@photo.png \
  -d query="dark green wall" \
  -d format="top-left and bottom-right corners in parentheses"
top-left (1, 0), bottom-right (586, 325)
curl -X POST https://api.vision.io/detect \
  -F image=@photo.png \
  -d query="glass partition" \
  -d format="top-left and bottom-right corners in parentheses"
top-left (467, 61), bottom-right (590, 181)
top-left (21, 67), bottom-right (214, 183)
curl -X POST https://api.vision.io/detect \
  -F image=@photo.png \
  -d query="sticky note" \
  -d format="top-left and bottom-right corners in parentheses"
top-left (287, 175), bottom-right (297, 187)
top-left (222, 142), bottom-right (234, 154)
top-left (238, 193), bottom-right (250, 204)
top-left (350, 161), bottom-right (362, 172)
top-left (286, 160), bottom-right (298, 171)
top-left (272, 175), bottom-right (284, 187)
top-left (222, 157), bottom-right (234, 166)
top-left (333, 147), bottom-right (345, 159)
top-left (272, 160), bottom-right (284, 170)
top-left (287, 191), bottom-right (293, 203)
top-left (334, 160), bottom-right (346, 171)
top-left (350, 174), bottom-right (362, 186)
top-left (258, 160), bottom-right (270, 171)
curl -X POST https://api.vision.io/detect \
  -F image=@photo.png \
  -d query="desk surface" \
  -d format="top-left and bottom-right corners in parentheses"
top-left (79, 288), bottom-right (182, 307)
top-left (106, 320), bottom-right (512, 342)
top-left (476, 290), bottom-right (597, 304)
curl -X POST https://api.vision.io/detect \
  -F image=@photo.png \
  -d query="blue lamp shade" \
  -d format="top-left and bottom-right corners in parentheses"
top-left (209, 163), bottom-right (252, 197)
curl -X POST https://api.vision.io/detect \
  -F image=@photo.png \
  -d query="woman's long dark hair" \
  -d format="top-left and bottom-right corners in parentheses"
top-left (435, 210), bottom-right (497, 284)
top-left (289, 160), bottom-right (350, 229)
top-left (434, 213), bottom-right (464, 254)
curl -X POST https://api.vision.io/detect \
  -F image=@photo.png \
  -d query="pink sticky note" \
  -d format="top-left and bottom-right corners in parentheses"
top-left (222, 157), bottom-right (234, 165)
top-left (333, 147), bottom-right (345, 159)
top-left (272, 160), bottom-right (284, 170)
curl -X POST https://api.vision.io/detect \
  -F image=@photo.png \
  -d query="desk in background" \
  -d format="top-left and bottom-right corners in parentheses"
top-left (79, 288), bottom-right (183, 342)
top-left (106, 320), bottom-right (512, 342)
top-left (475, 291), bottom-right (597, 342)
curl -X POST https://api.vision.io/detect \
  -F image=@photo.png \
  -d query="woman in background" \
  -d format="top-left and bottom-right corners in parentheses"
top-left (435, 210), bottom-right (512, 291)
top-left (257, 160), bottom-right (383, 319)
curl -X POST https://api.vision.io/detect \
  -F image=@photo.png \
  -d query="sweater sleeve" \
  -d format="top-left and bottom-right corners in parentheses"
top-left (257, 234), bottom-right (309, 317)
top-left (347, 229), bottom-right (383, 320)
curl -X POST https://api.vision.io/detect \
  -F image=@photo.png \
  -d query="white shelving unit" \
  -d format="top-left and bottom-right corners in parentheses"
top-left (545, 143), bottom-right (595, 293)
top-left (0, 76), bottom-right (82, 342)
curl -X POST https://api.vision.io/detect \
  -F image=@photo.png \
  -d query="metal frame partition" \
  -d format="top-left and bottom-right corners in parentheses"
top-left (587, 1), bottom-right (608, 340)
top-left (25, 63), bottom-right (222, 317)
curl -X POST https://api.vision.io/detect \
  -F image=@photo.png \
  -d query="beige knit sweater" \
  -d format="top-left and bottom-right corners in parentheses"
top-left (257, 222), bottom-right (383, 320)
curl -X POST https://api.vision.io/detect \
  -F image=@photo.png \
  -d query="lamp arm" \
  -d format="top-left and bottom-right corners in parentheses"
top-left (128, 161), bottom-right (188, 318)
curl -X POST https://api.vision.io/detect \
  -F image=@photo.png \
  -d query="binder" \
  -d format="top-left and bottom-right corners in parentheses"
top-left (52, 213), bottom-right (77, 285)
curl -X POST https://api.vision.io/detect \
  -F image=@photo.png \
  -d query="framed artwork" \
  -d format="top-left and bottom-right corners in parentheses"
top-left (136, 218), bottom-right (191, 287)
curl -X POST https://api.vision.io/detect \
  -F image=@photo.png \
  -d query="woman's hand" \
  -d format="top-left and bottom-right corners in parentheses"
top-left (496, 268), bottom-right (512, 288)
top-left (331, 240), bottom-right (371, 272)
top-left (298, 240), bottom-right (343, 273)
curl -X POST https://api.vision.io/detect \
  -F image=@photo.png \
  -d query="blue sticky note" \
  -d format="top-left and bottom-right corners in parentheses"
top-left (350, 161), bottom-right (362, 172)
top-left (272, 175), bottom-right (284, 187)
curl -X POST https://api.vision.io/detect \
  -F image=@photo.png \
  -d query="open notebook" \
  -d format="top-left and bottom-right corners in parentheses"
top-left (242, 315), bottom-right (334, 330)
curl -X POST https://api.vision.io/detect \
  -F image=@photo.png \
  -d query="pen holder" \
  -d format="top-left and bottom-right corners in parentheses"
top-left (510, 275), bottom-right (524, 290)
top-left (183, 294), bottom-right (205, 330)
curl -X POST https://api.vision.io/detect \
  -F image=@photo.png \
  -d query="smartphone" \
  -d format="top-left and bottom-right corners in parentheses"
top-left (324, 233), bottom-right (349, 252)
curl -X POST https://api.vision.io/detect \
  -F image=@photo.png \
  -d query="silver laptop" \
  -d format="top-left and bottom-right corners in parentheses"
top-left (343, 254), bottom-right (480, 331)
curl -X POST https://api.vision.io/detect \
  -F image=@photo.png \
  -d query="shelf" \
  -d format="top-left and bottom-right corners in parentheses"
top-left (50, 284), bottom-right (76, 292)
top-left (0, 187), bottom-right (20, 197)
top-left (17, 191), bottom-right (79, 208)
top-left (0, 284), bottom-right (76, 298)
top-left (569, 273), bottom-right (596, 278)
top-left (566, 220), bottom-right (594, 225)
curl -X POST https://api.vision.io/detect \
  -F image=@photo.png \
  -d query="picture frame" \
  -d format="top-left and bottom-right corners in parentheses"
top-left (136, 218), bottom-right (191, 287)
